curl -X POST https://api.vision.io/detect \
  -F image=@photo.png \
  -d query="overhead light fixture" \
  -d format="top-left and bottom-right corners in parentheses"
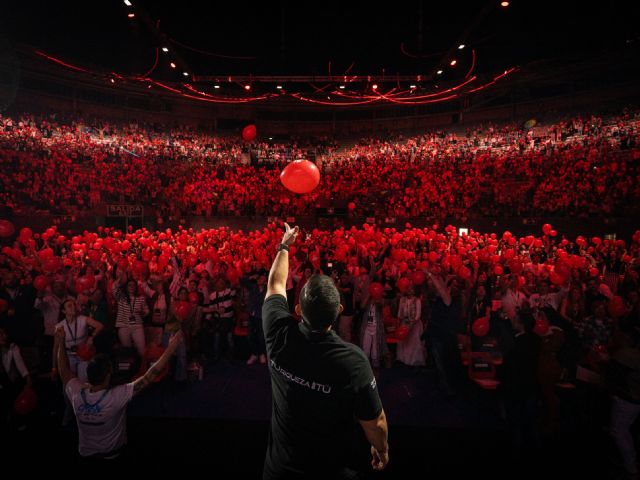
top-left (450, 59), bottom-right (457, 66)
top-left (372, 84), bottom-right (378, 90)
top-left (437, 70), bottom-right (443, 75)
top-left (123, 0), bottom-right (132, 6)
top-left (110, 78), bottom-right (115, 84)
top-left (276, 85), bottom-right (283, 90)
top-left (501, 1), bottom-right (509, 6)
top-left (458, 44), bottom-right (465, 50)
top-left (183, 72), bottom-right (189, 76)
top-left (170, 62), bottom-right (176, 69)
top-left (339, 85), bottom-right (346, 89)
top-left (244, 85), bottom-right (251, 90)
top-left (213, 85), bottom-right (220, 89)
top-left (162, 47), bottom-right (169, 53)
top-left (410, 84), bottom-right (417, 89)
top-left (127, 13), bottom-right (135, 18)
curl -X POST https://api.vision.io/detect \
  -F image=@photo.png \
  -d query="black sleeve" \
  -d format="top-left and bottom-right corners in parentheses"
top-left (262, 294), bottom-right (294, 347)
top-left (353, 355), bottom-right (383, 421)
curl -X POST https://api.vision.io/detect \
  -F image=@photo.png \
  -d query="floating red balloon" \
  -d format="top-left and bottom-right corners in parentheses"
top-left (411, 270), bottom-right (426, 286)
top-left (280, 160), bottom-right (320, 194)
top-left (242, 124), bottom-right (257, 142)
top-left (397, 277), bottom-right (411, 293)
top-left (0, 219), bottom-right (15, 238)
top-left (542, 224), bottom-right (552, 235)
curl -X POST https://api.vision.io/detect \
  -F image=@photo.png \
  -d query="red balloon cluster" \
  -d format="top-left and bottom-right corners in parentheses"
top-left (280, 160), bottom-right (320, 194)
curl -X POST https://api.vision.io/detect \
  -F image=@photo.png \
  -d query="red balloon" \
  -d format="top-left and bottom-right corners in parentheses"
top-left (34, 275), bottom-right (50, 291)
top-left (0, 219), bottom-right (15, 238)
top-left (174, 300), bottom-right (191, 321)
top-left (457, 266), bottom-right (471, 280)
top-left (19, 227), bottom-right (33, 241)
top-left (608, 296), bottom-right (626, 318)
top-left (43, 257), bottom-right (61, 273)
top-left (348, 202), bottom-right (356, 211)
top-left (589, 267), bottom-right (599, 278)
top-left (280, 160), bottom-right (320, 194)
top-left (75, 274), bottom-right (96, 293)
top-left (472, 318), bottom-right (490, 337)
top-left (396, 324), bottom-right (410, 341)
top-left (87, 249), bottom-right (101, 263)
top-left (76, 342), bottom-right (96, 361)
top-left (14, 387), bottom-right (37, 415)
top-left (542, 224), bottom-right (552, 235)
top-left (550, 230), bottom-right (558, 237)
top-left (494, 265), bottom-right (504, 276)
top-left (242, 124), bottom-right (257, 142)
top-left (397, 277), bottom-right (411, 293)
top-left (369, 282), bottom-right (384, 300)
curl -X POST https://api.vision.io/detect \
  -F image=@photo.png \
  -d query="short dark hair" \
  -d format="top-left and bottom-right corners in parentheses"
top-left (299, 274), bottom-right (340, 331)
top-left (86, 354), bottom-right (112, 386)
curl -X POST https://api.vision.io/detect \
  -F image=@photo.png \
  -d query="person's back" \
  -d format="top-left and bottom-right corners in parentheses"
top-left (262, 224), bottom-right (388, 480)
top-left (263, 295), bottom-right (380, 477)
top-left (65, 378), bottom-right (133, 458)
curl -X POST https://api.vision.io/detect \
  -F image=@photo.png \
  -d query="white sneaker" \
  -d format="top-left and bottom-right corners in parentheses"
top-left (246, 355), bottom-right (258, 365)
top-left (259, 354), bottom-right (267, 364)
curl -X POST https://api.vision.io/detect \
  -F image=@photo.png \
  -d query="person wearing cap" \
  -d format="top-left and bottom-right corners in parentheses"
top-left (262, 223), bottom-right (389, 479)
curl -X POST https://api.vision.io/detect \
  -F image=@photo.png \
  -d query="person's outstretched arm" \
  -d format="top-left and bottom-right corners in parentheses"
top-left (54, 327), bottom-right (76, 387)
top-left (359, 408), bottom-right (389, 471)
top-left (132, 331), bottom-right (182, 396)
top-left (266, 223), bottom-right (299, 300)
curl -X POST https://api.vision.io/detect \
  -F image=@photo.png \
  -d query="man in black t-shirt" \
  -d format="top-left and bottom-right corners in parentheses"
top-left (262, 223), bottom-right (389, 479)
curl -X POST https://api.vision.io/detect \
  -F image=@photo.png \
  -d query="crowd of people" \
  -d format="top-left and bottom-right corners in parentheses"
top-left (0, 220), bottom-right (638, 451)
top-left (0, 109), bottom-right (638, 221)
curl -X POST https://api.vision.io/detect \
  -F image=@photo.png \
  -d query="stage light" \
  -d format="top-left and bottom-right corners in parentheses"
top-left (410, 85), bottom-right (416, 89)
top-left (127, 13), bottom-right (135, 18)
top-left (183, 72), bottom-right (189, 76)
top-left (372, 84), bottom-right (378, 90)
top-left (437, 70), bottom-right (443, 75)
top-left (162, 47), bottom-right (169, 53)
top-left (459, 228), bottom-right (469, 236)
top-left (339, 85), bottom-right (346, 89)
top-left (170, 62), bottom-right (176, 68)
top-left (123, 0), bottom-right (132, 6)
top-left (110, 78), bottom-right (115, 83)
top-left (458, 44), bottom-right (465, 50)
top-left (244, 85), bottom-right (251, 90)
top-left (501, 1), bottom-right (509, 6)
top-left (213, 85), bottom-right (220, 89)
top-left (276, 85), bottom-right (283, 90)
top-left (450, 59), bottom-right (457, 66)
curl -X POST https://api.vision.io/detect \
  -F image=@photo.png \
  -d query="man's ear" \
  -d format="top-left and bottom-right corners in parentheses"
top-left (338, 304), bottom-right (344, 315)
top-left (295, 304), bottom-right (301, 316)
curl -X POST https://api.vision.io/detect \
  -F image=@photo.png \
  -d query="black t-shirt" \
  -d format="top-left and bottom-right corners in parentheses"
top-left (262, 294), bottom-right (382, 479)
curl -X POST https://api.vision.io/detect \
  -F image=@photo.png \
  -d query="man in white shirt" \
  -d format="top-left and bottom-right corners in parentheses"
top-left (54, 326), bottom-right (181, 460)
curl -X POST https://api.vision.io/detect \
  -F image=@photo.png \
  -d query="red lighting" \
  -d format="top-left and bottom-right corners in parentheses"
top-left (450, 59), bottom-right (457, 66)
